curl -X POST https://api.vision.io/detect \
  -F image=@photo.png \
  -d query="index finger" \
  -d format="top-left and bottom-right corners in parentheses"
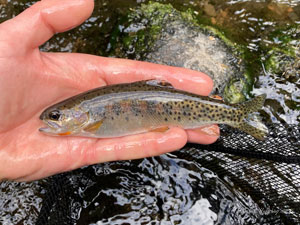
top-left (99, 57), bottom-right (214, 96)
top-left (41, 53), bottom-right (214, 96)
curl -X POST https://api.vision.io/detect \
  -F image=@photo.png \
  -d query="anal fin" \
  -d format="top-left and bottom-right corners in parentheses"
top-left (192, 125), bottom-right (220, 136)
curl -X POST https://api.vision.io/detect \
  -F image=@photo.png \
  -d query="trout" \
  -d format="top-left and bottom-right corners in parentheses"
top-left (39, 80), bottom-right (268, 140)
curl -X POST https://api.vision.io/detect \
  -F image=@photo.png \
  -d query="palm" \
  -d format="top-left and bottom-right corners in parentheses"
top-left (0, 47), bottom-right (103, 180)
top-left (0, 0), bottom-right (217, 181)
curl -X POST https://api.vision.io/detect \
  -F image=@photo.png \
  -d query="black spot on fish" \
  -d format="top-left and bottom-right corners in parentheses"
top-left (146, 102), bottom-right (156, 114)
top-left (165, 118), bottom-right (168, 121)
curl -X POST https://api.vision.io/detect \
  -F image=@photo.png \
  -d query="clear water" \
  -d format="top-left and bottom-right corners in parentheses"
top-left (69, 154), bottom-right (268, 224)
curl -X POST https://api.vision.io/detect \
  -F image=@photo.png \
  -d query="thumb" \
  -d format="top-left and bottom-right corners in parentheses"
top-left (0, 0), bottom-right (94, 54)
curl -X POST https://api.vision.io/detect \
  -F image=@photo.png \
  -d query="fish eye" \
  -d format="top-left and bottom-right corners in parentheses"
top-left (48, 110), bottom-right (61, 121)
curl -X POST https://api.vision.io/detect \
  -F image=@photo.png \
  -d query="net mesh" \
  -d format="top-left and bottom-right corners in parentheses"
top-left (35, 123), bottom-right (300, 225)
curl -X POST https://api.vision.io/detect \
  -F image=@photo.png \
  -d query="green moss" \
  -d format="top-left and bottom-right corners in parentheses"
top-left (264, 47), bottom-right (298, 74)
top-left (110, 2), bottom-right (259, 101)
top-left (262, 25), bottom-right (299, 75)
top-left (138, 2), bottom-right (175, 24)
top-left (110, 2), bottom-right (181, 58)
top-left (265, 25), bottom-right (299, 55)
top-left (224, 79), bottom-right (247, 104)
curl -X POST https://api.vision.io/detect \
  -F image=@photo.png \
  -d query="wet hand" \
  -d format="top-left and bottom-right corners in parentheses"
top-left (0, 0), bottom-right (218, 181)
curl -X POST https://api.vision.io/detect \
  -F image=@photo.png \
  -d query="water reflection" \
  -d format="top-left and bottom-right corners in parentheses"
top-left (76, 154), bottom-right (265, 224)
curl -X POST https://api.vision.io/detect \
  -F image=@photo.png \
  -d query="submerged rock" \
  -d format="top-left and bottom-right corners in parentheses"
top-left (264, 26), bottom-right (299, 81)
top-left (253, 25), bottom-right (300, 123)
top-left (111, 2), bottom-right (252, 103)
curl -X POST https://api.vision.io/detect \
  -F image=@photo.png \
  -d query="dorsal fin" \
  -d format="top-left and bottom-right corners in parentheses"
top-left (145, 79), bottom-right (174, 88)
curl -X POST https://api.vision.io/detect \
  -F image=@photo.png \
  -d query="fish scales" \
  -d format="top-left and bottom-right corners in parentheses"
top-left (39, 80), bottom-right (268, 140)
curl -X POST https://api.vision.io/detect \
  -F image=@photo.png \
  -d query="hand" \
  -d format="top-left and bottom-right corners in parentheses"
top-left (0, 0), bottom-right (218, 181)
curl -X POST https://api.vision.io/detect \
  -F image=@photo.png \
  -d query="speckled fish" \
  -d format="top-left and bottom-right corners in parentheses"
top-left (39, 80), bottom-right (268, 140)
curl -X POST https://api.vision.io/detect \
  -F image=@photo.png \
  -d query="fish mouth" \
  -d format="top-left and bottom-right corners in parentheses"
top-left (39, 120), bottom-right (62, 134)
top-left (39, 126), bottom-right (58, 134)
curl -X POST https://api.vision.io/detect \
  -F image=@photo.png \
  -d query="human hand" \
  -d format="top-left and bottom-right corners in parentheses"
top-left (0, 0), bottom-right (218, 181)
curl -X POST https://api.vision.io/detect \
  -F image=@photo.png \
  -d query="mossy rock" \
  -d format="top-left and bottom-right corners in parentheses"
top-left (110, 2), bottom-right (255, 103)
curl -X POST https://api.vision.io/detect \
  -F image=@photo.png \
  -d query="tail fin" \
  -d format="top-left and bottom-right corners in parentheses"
top-left (231, 94), bottom-right (268, 140)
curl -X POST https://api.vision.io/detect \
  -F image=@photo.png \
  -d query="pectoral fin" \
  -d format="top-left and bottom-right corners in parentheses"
top-left (84, 119), bottom-right (104, 133)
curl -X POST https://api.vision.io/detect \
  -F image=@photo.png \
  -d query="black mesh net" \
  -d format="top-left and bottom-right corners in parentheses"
top-left (35, 123), bottom-right (300, 225)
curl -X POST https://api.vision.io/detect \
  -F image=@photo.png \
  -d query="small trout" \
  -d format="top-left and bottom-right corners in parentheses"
top-left (39, 80), bottom-right (268, 140)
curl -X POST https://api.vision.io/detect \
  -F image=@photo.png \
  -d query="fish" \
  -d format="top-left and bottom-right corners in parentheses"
top-left (39, 80), bottom-right (268, 140)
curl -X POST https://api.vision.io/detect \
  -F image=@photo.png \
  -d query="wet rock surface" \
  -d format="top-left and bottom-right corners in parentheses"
top-left (112, 3), bottom-right (250, 102)
top-left (254, 26), bottom-right (300, 124)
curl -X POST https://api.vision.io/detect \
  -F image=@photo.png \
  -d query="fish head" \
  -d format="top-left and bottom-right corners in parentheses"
top-left (39, 106), bottom-right (89, 136)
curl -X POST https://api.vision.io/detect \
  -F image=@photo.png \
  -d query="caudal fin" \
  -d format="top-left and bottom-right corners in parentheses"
top-left (232, 94), bottom-right (268, 140)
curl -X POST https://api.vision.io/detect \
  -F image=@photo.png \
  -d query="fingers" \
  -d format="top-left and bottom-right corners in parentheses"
top-left (186, 125), bottom-right (220, 144)
top-left (0, 0), bottom-right (94, 53)
top-left (100, 57), bottom-right (214, 96)
top-left (85, 127), bottom-right (188, 165)
top-left (10, 127), bottom-right (187, 181)
top-left (41, 53), bottom-right (214, 96)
